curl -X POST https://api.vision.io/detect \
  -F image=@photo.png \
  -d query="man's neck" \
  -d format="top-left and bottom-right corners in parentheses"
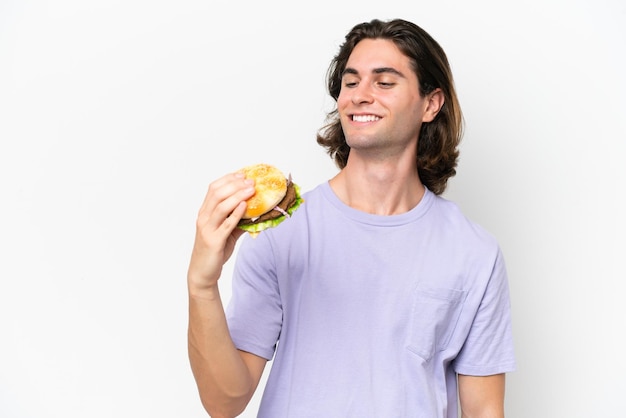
top-left (328, 159), bottom-right (425, 216)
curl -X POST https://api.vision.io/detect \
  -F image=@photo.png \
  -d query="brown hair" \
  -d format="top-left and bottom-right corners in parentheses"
top-left (316, 18), bottom-right (463, 195)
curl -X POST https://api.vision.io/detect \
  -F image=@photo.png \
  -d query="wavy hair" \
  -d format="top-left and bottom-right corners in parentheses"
top-left (316, 18), bottom-right (463, 195)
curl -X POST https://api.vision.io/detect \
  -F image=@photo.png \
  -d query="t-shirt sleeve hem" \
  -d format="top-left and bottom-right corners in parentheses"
top-left (232, 337), bottom-right (275, 362)
top-left (454, 361), bottom-right (517, 376)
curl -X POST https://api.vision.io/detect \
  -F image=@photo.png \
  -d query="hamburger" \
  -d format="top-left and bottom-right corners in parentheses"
top-left (237, 163), bottom-right (303, 238)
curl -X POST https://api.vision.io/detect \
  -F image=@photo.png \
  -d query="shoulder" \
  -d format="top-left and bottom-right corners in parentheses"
top-left (239, 182), bottom-right (328, 248)
top-left (429, 192), bottom-right (501, 255)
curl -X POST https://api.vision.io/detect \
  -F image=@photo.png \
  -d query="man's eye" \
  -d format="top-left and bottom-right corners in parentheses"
top-left (344, 81), bottom-right (358, 88)
top-left (378, 82), bottom-right (395, 88)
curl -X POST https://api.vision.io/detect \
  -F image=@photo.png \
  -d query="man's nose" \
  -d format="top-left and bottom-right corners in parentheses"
top-left (351, 83), bottom-right (374, 104)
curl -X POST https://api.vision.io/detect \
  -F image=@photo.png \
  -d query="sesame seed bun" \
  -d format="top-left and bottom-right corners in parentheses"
top-left (238, 163), bottom-right (288, 219)
top-left (236, 163), bottom-right (304, 238)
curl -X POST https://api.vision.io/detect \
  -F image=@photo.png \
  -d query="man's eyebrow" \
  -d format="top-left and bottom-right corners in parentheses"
top-left (373, 67), bottom-right (405, 77)
top-left (342, 67), bottom-right (406, 77)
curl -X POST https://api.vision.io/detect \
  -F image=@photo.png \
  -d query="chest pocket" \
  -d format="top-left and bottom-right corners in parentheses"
top-left (407, 285), bottom-right (467, 361)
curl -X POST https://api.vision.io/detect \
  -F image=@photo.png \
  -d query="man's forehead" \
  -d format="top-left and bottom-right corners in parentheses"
top-left (345, 39), bottom-right (411, 73)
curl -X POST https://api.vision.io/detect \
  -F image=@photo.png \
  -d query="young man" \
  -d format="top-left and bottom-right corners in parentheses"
top-left (187, 18), bottom-right (516, 418)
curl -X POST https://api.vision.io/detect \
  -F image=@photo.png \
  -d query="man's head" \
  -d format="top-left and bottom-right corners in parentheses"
top-left (316, 18), bottom-right (463, 195)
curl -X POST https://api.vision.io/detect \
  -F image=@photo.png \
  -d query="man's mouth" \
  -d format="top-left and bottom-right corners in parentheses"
top-left (351, 114), bottom-right (381, 122)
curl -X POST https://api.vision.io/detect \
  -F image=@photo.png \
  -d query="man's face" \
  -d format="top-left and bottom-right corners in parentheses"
top-left (337, 38), bottom-right (432, 157)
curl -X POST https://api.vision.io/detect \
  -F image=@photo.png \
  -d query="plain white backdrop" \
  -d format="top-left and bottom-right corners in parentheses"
top-left (1, 0), bottom-right (625, 417)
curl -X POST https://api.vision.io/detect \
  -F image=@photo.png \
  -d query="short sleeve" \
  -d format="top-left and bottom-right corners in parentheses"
top-left (225, 233), bottom-right (283, 361)
top-left (453, 248), bottom-right (516, 375)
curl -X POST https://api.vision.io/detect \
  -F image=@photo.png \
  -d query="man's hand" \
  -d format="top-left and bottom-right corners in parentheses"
top-left (187, 172), bottom-right (255, 294)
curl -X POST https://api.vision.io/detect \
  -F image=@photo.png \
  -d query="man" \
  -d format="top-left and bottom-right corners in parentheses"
top-left (187, 18), bottom-right (515, 418)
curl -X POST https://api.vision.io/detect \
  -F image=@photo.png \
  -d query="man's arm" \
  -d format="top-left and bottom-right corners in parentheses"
top-left (186, 172), bottom-right (266, 417)
top-left (458, 373), bottom-right (506, 418)
top-left (188, 285), bottom-right (266, 417)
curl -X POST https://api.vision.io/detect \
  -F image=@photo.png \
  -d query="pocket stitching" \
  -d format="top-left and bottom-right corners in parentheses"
top-left (406, 286), bottom-right (467, 361)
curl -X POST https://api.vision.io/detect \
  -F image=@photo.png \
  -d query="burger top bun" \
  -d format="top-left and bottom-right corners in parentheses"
top-left (238, 163), bottom-right (288, 219)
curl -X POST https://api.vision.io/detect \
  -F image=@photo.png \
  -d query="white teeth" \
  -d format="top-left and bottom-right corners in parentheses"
top-left (352, 114), bottom-right (380, 122)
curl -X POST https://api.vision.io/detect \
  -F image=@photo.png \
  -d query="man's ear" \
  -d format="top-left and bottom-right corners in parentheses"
top-left (422, 88), bottom-right (444, 123)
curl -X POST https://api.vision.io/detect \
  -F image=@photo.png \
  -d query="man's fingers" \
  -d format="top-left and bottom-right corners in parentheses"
top-left (197, 173), bottom-right (255, 227)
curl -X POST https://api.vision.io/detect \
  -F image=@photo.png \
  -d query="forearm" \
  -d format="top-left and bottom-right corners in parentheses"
top-left (187, 284), bottom-right (256, 417)
top-left (458, 374), bottom-right (505, 418)
top-left (461, 409), bottom-right (504, 418)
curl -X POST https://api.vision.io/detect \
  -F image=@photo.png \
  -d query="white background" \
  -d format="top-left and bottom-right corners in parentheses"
top-left (1, 1), bottom-right (625, 417)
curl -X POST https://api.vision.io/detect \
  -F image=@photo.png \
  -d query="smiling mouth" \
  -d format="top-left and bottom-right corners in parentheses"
top-left (352, 114), bottom-right (381, 122)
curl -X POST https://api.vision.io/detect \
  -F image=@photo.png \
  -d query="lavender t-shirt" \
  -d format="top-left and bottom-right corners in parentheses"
top-left (226, 182), bottom-right (515, 417)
